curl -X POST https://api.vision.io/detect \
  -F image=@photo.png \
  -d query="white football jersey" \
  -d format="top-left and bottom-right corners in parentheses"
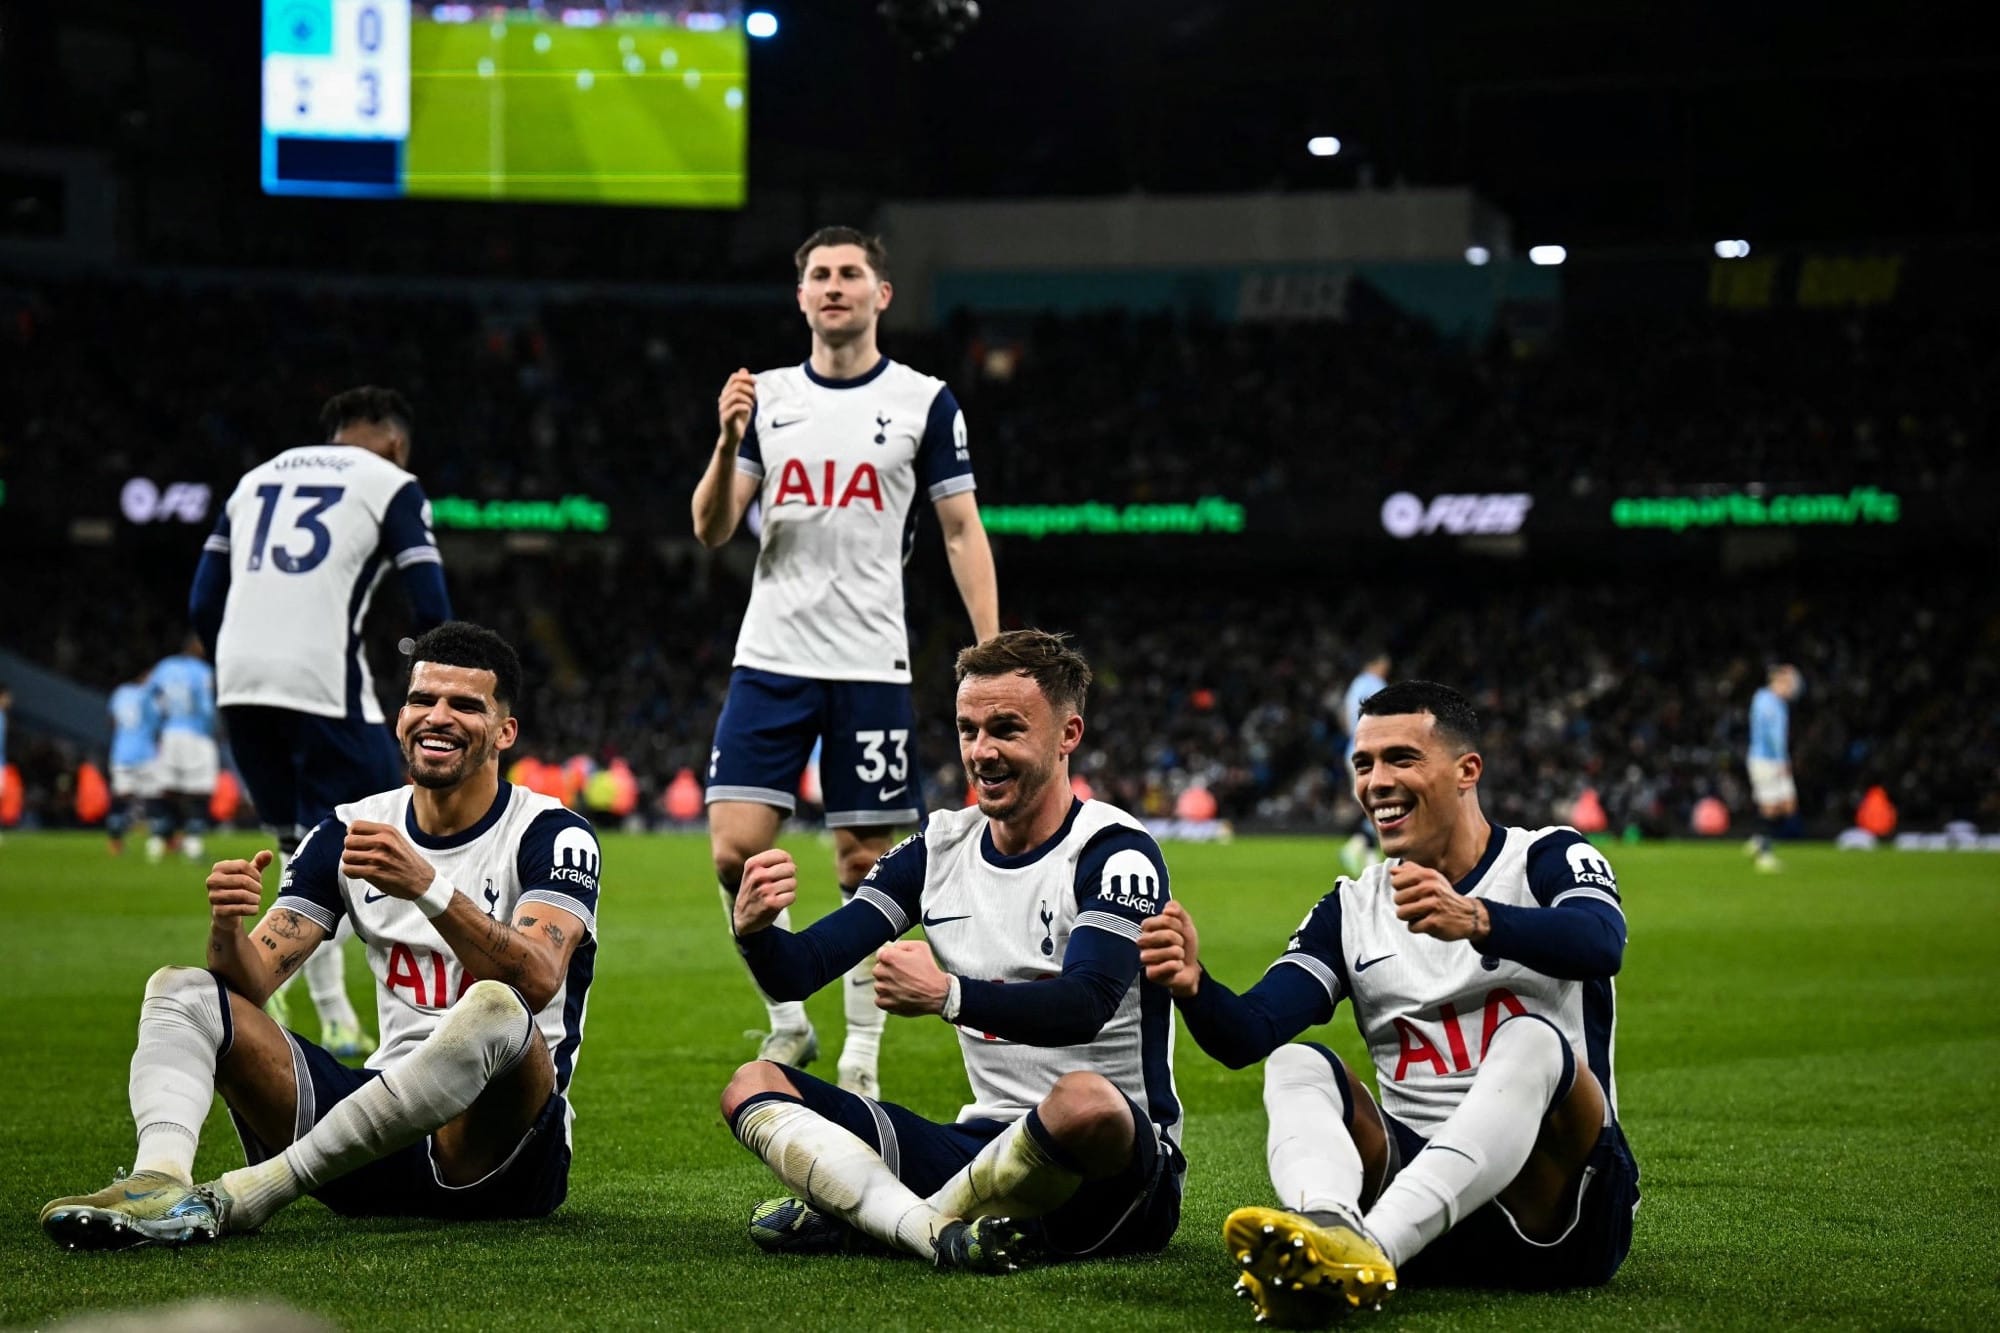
top-left (733, 359), bottom-right (976, 683)
top-left (1276, 824), bottom-right (1622, 1136)
top-left (853, 800), bottom-right (1182, 1143)
top-left (272, 782), bottom-right (602, 1142)
top-left (207, 445), bottom-right (443, 720)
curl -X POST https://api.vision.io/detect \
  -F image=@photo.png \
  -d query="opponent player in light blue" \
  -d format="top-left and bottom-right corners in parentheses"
top-left (1340, 650), bottom-right (1391, 875)
top-left (1141, 681), bottom-right (1636, 1322)
top-left (720, 631), bottom-right (1182, 1272)
top-left (146, 638), bottom-right (219, 864)
top-left (693, 226), bottom-right (999, 1097)
top-left (41, 623), bottom-right (600, 1250)
top-left (1746, 664), bottom-right (1801, 872)
top-left (190, 386), bottom-right (453, 1058)
top-left (107, 670), bottom-right (163, 856)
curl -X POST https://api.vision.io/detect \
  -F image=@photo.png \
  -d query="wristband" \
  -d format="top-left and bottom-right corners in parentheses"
top-left (941, 974), bottom-right (963, 1023)
top-left (415, 875), bottom-right (458, 919)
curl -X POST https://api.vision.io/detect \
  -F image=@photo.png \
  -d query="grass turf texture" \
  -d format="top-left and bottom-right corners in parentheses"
top-left (2, 833), bottom-right (1996, 1330)
top-left (406, 17), bottom-right (745, 206)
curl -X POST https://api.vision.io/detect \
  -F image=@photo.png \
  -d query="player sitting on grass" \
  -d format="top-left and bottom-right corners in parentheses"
top-left (719, 630), bottom-right (1184, 1272)
top-left (40, 623), bottom-right (601, 1249)
top-left (1138, 681), bottom-right (1637, 1324)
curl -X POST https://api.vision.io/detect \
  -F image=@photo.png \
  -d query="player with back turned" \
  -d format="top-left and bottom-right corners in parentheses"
top-left (190, 386), bottom-right (454, 1058)
top-left (692, 226), bottom-right (999, 1097)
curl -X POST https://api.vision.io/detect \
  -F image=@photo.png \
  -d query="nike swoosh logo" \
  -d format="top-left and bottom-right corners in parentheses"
top-left (123, 1190), bottom-right (156, 1201)
top-left (363, 891), bottom-right (388, 904)
top-left (921, 912), bottom-right (970, 928)
top-left (1354, 953), bottom-right (1395, 972)
top-left (850, 977), bottom-right (875, 988)
top-left (770, 417), bottom-right (805, 429)
top-left (877, 784), bottom-right (908, 801)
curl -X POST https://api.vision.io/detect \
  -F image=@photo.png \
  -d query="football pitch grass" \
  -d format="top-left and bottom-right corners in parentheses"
top-left (406, 17), bottom-right (745, 205)
top-left (2, 833), bottom-right (1996, 1330)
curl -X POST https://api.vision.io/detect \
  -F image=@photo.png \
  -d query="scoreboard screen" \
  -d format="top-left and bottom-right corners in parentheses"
top-left (262, 2), bottom-right (747, 207)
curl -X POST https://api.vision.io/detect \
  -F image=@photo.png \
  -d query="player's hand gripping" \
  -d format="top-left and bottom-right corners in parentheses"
top-left (733, 848), bottom-right (798, 935)
top-left (874, 941), bottom-right (951, 1016)
top-left (717, 368), bottom-right (757, 451)
top-left (341, 820), bottom-right (437, 900)
top-left (206, 849), bottom-right (274, 931)
top-left (1138, 901), bottom-right (1203, 998)
top-left (1391, 860), bottom-right (1491, 943)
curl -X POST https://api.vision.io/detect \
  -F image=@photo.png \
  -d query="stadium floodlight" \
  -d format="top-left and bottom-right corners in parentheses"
top-left (747, 11), bottom-right (779, 39)
top-left (1714, 239), bottom-right (1752, 259)
top-left (1465, 245), bottom-right (1492, 266)
top-left (1528, 245), bottom-right (1567, 266)
top-left (1307, 136), bottom-right (1342, 157)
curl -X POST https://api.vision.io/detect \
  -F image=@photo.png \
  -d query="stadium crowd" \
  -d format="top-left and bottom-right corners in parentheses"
top-left (2, 274), bottom-right (1990, 518)
top-left (6, 538), bottom-right (1993, 841)
top-left (3, 273), bottom-right (1992, 839)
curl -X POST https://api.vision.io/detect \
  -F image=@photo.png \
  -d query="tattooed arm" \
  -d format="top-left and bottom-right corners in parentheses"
top-left (425, 897), bottom-right (584, 1012)
top-left (337, 817), bottom-right (588, 1012)
top-left (205, 849), bottom-right (330, 1004)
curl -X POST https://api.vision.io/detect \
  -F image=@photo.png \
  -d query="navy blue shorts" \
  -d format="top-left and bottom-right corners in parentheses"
top-left (767, 1065), bottom-right (1184, 1257)
top-left (229, 1029), bottom-right (571, 1221)
top-left (1381, 1110), bottom-right (1639, 1289)
top-left (223, 704), bottom-right (405, 837)
top-left (707, 667), bottom-right (923, 829)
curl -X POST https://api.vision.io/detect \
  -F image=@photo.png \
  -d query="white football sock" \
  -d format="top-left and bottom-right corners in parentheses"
top-left (129, 967), bottom-right (230, 1185)
top-left (925, 1113), bottom-right (1082, 1221)
top-left (1263, 1044), bottom-right (1364, 1215)
top-left (734, 1096), bottom-right (945, 1259)
top-left (1364, 1018), bottom-right (1567, 1267)
top-left (217, 980), bottom-right (534, 1230)
top-left (718, 882), bottom-right (809, 1034)
top-left (838, 888), bottom-right (884, 1072)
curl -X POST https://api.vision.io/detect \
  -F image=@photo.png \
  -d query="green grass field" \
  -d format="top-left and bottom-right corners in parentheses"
top-left (2, 833), bottom-right (1997, 1330)
top-left (406, 16), bottom-right (745, 205)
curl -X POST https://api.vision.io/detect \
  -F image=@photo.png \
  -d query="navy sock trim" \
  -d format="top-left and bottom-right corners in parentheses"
top-left (727, 1089), bottom-right (802, 1138)
top-left (208, 969), bottom-right (236, 1059)
top-left (1024, 1107), bottom-right (1088, 1175)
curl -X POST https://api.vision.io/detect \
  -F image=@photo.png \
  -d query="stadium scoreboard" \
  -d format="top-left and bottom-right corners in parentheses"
top-left (261, 2), bottom-right (748, 207)
top-left (263, 1), bottom-right (410, 193)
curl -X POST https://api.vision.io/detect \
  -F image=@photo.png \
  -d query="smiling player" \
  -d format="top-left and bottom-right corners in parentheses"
top-left (1138, 681), bottom-right (1637, 1322)
top-left (718, 630), bottom-right (1183, 1272)
top-left (40, 622), bottom-right (601, 1248)
top-left (691, 226), bottom-right (999, 1097)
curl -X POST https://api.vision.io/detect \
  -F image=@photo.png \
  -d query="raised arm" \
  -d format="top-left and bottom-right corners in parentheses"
top-left (734, 846), bottom-right (906, 1000)
top-left (339, 810), bottom-right (601, 1011)
top-left (693, 369), bottom-right (762, 548)
top-left (206, 848), bottom-right (330, 1005)
top-left (1391, 831), bottom-right (1626, 979)
top-left (1140, 898), bottom-right (1343, 1068)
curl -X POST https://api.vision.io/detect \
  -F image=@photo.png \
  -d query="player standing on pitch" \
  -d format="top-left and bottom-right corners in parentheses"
top-left (692, 226), bottom-right (999, 1097)
top-left (190, 387), bottom-right (454, 1059)
top-left (1746, 663), bottom-right (1801, 873)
